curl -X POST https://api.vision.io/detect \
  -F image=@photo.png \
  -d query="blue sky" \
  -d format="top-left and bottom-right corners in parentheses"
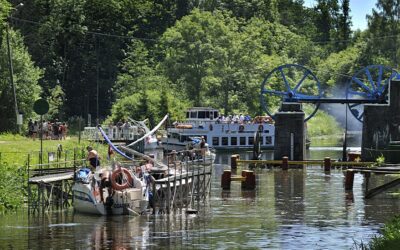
top-left (303, 0), bottom-right (377, 30)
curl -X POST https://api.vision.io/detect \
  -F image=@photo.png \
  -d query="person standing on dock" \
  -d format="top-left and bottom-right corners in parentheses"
top-left (86, 146), bottom-right (101, 171)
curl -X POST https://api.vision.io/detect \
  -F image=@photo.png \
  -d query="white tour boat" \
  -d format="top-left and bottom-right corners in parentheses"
top-left (163, 107), bottom-right (275, 151)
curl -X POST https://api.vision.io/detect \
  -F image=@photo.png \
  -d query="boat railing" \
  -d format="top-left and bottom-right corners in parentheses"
top-left (83, 126), bottom-right (143, 141)
top-left (168, 119), bottom-right (274, 129)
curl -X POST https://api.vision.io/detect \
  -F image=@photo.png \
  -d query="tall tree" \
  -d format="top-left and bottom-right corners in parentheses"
top-left (334, 0), bottom-right (352, 50)
top-left (366, 0), bottom-right (400, 66)
top-left (0, 29), bottom-right (42, 131)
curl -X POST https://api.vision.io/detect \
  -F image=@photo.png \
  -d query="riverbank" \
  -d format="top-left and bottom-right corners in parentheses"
top-left (0, 133), bottom-right (108, 213)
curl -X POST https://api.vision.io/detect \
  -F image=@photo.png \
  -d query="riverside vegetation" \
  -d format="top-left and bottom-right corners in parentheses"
top-left (0, 133), bottom-right (108, 213)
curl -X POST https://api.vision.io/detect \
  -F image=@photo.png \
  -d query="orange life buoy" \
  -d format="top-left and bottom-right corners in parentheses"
top-left (111, 167), bottom-right (133, 191)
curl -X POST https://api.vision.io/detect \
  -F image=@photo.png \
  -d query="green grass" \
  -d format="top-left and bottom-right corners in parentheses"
top-left (367, 216), bottom-right (400, 250)
top-left (0, 133), bottom-right (109, 213)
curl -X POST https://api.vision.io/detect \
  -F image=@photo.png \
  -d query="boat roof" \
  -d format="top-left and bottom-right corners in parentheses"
top-left (187, 107), bottom-right (219, 112)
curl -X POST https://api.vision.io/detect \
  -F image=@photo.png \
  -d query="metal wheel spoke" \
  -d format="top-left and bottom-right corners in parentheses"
top-left (376, 65), bottom-right (383, 89)
top-left (293, 71), bottom-right (310, 92)
top-left (349, 103), bottom-right (360, 108)
top-left (365, 68), bottom-right (376, 92)
top-left (358, 111), bottom-right (364, 119)
top-left (352, 77), bottom-right (373, 93)
top-left (279, 68), bottom-right (291, 92)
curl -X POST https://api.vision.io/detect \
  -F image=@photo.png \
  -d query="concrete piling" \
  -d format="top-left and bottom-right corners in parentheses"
top-left (345, 170), bottom-right (355, 190)
top-left (231, 154), bottom-right (239, 170)
top-left (241, 170), bottom-right (256, 190)
top-left (221, 170), bottom-right (232, 190)
top-left (324, 157), bottom-right (331, 173)
top-left (282, 156), bottom-right (288, 170)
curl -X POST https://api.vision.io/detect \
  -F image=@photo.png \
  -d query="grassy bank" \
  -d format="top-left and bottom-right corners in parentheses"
top-left (0, 133), bottom-right (108, 213)
top-left (361, 216), bottom-right (400, 250)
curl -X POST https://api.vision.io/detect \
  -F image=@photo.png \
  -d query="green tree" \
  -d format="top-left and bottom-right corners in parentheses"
top-left (0, 29), bottom-right (42, 131)
top-left (366, 0), bottom-right (400, 66)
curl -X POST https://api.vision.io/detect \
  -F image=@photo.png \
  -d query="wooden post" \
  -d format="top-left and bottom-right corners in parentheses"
top-left (282, 156), bottom-right (288, 170)
top-left (221, 170), bottom-right (232, 190)
top-left (324, 157), bottom-right (331, 173)
top-left (231, 154), bottom-right (239, 170)
top-left (241, 170), bottom-right (256, 190)
top-left (345, 170), bottom-right (355, 190)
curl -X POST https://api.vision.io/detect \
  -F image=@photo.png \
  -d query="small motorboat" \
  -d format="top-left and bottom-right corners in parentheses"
top-left (72, 166), bottom-right (150, 216)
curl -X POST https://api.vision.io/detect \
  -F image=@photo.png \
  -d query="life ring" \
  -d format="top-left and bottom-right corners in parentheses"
top-left (111, 167), bottom-right (133, 191)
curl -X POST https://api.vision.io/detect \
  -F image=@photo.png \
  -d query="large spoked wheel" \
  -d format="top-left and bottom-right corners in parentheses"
top-left (346, 65), bottom-right (397, 122)
top-left (260, 64), bottom-right (322, 122)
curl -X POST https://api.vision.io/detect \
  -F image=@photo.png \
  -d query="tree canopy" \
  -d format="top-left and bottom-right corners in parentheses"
top-left (1, 0), bottom-right (399, 130)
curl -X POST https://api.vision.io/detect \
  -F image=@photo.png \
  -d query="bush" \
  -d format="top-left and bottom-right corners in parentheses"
top-left (368, 216), bottom-right (400, 250)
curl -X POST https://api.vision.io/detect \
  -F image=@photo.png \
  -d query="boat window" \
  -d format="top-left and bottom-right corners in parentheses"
top-left (260, 136), bottom-right (264, 145)
top-left (186, 112), bottom-right (190, 119)
top-left (212, 137), bottom-right (219, 146)
top-left (205, 112), bottom-right (210, 118)
top-left (264, 130), bottom-right (269, 133)
top-left (231, 137), bottom-right (237, 145)
top-left (198, 111), bottom-right (206, 118)
top-left (248, 137), bottom-right (254, 145)
top-left (222, 137), bottom-right (228, 146)
top-left (240, 137), bottom-right (246, 145)
top-left (214, 111), bottom-right (219, 119)
top-left (190, 111), bottom-right (197, 118)
top-left (265, 136), bottom-right (272, 144)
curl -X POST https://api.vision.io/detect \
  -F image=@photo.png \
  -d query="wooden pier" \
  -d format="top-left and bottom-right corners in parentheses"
top-left (27, 149), bottom-right (86, 214)
top-left (233, 155), bottom-right (400, 199)
top-left (151, 152), bottom-right (213, 214)
top-left (27, 148), bottom-right (212, 214)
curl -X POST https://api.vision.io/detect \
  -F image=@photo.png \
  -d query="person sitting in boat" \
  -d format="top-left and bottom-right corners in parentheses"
top-left (86, 146), bottom-right (101, 171)
top-left (200, 136), bottom-right (206, 158)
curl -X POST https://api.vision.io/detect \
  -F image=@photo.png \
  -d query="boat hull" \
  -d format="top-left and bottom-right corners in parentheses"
top-left (72, 182), bottom-right (146, 216)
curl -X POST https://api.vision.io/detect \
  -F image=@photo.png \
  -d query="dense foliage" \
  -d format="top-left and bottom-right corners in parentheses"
top-left (0, 0), bottom-right (397, 129)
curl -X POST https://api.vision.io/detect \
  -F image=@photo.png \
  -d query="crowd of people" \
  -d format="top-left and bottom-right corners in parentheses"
top-left (215, 114), bottom-right (273, 124)
top-left (27, 119), bottom-right (68, 140)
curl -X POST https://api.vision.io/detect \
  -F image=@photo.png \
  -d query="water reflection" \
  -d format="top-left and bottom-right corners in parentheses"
top-left (1, 149), bottom-right (400, 249)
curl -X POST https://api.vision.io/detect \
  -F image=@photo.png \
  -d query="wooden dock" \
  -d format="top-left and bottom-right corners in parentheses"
top-left (234, 155), bottom-right (400, 199)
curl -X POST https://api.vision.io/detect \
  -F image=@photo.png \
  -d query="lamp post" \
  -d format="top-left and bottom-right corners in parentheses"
top-left (6, 3), bottom-right (23, 133)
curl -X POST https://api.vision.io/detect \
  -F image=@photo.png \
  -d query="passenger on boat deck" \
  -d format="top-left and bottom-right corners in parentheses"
top-left (86, 146), bottom-right (101, 171)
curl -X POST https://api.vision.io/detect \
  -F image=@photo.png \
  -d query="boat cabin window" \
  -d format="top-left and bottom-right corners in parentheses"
top-left (231, 137), bottom-right (237, 145)
top-left (265, 136), bottom-right (272, 144)
top-left (198, 111), bottom-right (206, 118)
top-left (222, 137), bottom-right (228, 146)
top-left (240, 137), bottom-right (246, 145)
top-left (190, 111), bottom-right (197, 118)
top-left (248, 137), bottom-right (254, 145)
top-left (212, 137), bottom-right (219, 146)
top-left (186, 112), bottom-right (189, 119)
top-left (260, 136), bottom-right (264, 145)
top-left (213, 111), bottom-right (219, 119)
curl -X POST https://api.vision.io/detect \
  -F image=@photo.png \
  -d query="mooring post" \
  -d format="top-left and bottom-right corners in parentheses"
top-left (324, 157), bottom-right (331, 173)
top-left (282, 156), bottom-right (288, 170)
top-left (345, 170), bottom-right (355, 190)
top-left (221, 170), bottom-right (232, 190)
top-left (231, 154), bottom-right (239, 170)
top-left (241, 170), bottom-right (256, 190)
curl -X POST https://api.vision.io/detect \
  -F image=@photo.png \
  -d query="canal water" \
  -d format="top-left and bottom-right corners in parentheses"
top-left (1, 148), bottom-right (400, 249)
